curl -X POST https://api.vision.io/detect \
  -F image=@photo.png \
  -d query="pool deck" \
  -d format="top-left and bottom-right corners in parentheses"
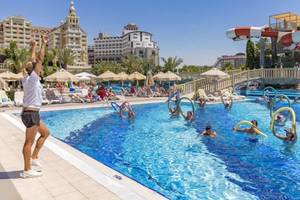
top-left (0, 97), bottom-right (168, 200)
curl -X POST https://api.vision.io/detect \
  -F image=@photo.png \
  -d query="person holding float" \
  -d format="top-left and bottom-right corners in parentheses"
top-left (111, 101), bottom-right (135, 119)
top-left (270, 107), bottom-right (297, 142)
top-left (233, 120), bottom-right (267, 138)
top-left (177, 97), bottom-right (195, 121)
top-left (167, 91), bottom-right (181, 116)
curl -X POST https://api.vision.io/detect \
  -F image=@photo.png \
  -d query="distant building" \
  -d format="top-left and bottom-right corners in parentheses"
top-left (48, 1), bottom-right (90, 72)
top-left (0, 16), bottom-right (32, 49)
top-left (214, 53), bottom-right (246, 68)
top-left (89, 23), bottom-right (159, 66)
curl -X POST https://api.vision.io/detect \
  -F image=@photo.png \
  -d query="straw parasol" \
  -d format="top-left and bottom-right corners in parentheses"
top-left (200, 68), bottom-right (229, 79)
top-left (128, 72), bottom-right (146, 81)
top-left (97, 71), bottom-right (119, 82)
top-left (116, 72), bottom-right (129, 86)
top-left (145, 71), bottom-right (154, 86)
top-left (128, 72), bottom-right (146, 86)
top-left (0, 71), bottom-right (20, 81)
top-left (45, 69), bottom-right (79, 82)
top-left (162, 71), bottom-right (182, 81)
top-left (79, 76), bottom-right (91, 81)
top-left (75, 72), bottom-right (96, 78)
top-left (153, 72), bottom-right (165, 81)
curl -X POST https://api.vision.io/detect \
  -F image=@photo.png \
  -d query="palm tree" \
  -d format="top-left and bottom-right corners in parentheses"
top-left (92, 61), bottom-right (122, 75)
top-left (57, 48), bottom-right (76, 69)
top-left (2, 41), bottom-right (30, 73)
top-left (122, 55), bottom-right (143, 74)
top-left (161, 56), bottom-right (183, 72)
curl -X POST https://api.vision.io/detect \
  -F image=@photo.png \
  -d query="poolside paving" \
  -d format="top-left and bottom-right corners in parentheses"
top-left (0, 113), bottom-right (121, 200)
top-left (0, 97), bottom-right (168, 200)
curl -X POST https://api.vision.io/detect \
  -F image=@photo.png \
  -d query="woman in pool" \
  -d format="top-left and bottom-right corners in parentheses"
top-left (197, 97), bottom-right (206, 107)
top-left (120, 101), bottom-right (135, 119)
top-left (233, 120), bottom-right (260, 135)
top-left (275, 114), bottom-right (285, 126)
top-left (185, 111), bottom-right (194, 121)
top-left (199, 126), bottom-right (217, 138)
top-left (273, 128), bottom-right (297, 142)
top-left (170, 107), bottom-right (179, 116)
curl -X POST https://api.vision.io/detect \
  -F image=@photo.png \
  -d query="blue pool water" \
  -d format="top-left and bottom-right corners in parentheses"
top-left (41, 101), bottom-right (300, 200)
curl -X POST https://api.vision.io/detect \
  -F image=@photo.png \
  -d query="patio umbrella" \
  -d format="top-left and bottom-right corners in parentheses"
top-left (128, 72), bottom-right (146, 86)
top-left (145, 71), bottom-right (154, 86)
top-left (162, 71), bottom-right (182, 81)
top-left (45, 69), bottom-right (79, 82)
top-left (79, 76), bottom-right (91, 81)
top-left (116, 72), bottom-right (129, 86)
top-left (153, 72), bottom-right (165, 81)
top-left (0, 71), bottom-right (20, 81)
top-left (160, 71), bottom-right (182, 87)
top-left (200, 68), bottom-right (229, 79)
top-left (97, 71), bottom-right (119, 81)
top-left (75, 72), bottom-right (96, 78)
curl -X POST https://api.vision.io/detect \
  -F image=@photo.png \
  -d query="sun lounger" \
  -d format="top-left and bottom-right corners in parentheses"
top-left (0, 90), bottom-right (14, 107)
top-left (14, 91), bottom-right (24, 106)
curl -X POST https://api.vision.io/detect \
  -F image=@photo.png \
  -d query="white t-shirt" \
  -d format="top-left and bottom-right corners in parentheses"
top-left (22, 71), bottom-right (43, 109)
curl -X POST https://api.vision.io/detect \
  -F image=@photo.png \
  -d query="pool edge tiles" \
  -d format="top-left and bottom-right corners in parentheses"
top-left (1, 112), bottom-right (167, 200)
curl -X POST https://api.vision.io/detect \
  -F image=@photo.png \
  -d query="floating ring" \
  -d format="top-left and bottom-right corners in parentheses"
top-left (111, 102), bottom-right (121, 112)
top-left (263, 86), bottom-right (277, 97)
top-left (270, 94), bottom-right (291, 118)
top-left (270, 107), bottom-right (297, 141)
top-left (167, 91), bottom-right (180, 113)
top-left (233, 120), bottom-right (267, 138)
top-left (178, 97), bottom-right (195, 120)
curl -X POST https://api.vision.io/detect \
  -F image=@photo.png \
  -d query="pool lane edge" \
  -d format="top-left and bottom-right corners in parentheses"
top-left (1, 112), bottom-right (167, 200)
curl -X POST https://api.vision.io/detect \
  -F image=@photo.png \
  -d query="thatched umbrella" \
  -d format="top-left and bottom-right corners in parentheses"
top-left (159, 71), bottom-right (182, 87)
top-left (116, 72), bottom-right (129, 86)
top-left (153, 72), bottom-right (165, 81)
top-left (0, 71), bottom-right (20, 81)
top-left (75, 72), bottom-right (96, 78)
top-left (200, 68), bottom-right (229, 79)
top-left (45, 69), bottom-right (79, 82)
top-left (98, 71), bottom-right (119, 81)
top-left (145, 71), bottom-right (154, 86)
top-left (128, 72), bottom-right (146, 86)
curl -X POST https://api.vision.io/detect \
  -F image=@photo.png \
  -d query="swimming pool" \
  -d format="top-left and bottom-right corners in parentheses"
top-left (41, 101), bottom-right (300, 200)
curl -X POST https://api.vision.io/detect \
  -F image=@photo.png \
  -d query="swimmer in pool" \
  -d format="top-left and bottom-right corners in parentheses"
top-left (233, 120), bottom-right (260, 135)
top-left (119, 101), bottom-right (135, 119)
top-left (275, 114), bottom-right (285, 126)
top-left (170, 107), bottom-right (179, 116)
top-left (199, 126), bottom-right (217, 138)
top-left (185, 111), bottom-right (194, 121)
top-left (273, 128), bottom-right (297, 142)
top-left (197, 97), bottom-right (206, 107)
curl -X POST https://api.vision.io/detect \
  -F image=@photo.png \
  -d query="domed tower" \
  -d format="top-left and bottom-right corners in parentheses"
top-left (67, 1), bottom-right (79, 25)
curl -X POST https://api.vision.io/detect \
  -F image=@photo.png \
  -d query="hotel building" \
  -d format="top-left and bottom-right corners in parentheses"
top-left (89, 23), bottom-right (159, 66)
top-left (214, 53), bottom-right (246, 68)
top-left (48, 1), bottom-right (90, 72)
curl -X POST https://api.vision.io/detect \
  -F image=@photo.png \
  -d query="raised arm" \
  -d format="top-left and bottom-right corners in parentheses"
top-left (35, 35), bottom-right (47, 75)
top-left (30, 40), bottom-right (36, 62)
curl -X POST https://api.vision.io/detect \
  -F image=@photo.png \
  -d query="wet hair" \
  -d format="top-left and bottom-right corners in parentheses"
top-left (251, 120), bottom-right (258, 126)
top-left (206, 125), bottom-right (212, 131)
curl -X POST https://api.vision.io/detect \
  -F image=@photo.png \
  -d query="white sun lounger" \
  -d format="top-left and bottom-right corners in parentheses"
top-left (0, 90), bottom-right (14, 107)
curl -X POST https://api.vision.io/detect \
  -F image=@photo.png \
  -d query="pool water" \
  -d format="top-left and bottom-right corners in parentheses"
top-left (41, 101), bottom-right (300, 200)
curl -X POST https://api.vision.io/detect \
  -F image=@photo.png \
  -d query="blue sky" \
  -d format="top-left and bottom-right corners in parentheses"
top-left (1, 0), bottom-right (300, 65)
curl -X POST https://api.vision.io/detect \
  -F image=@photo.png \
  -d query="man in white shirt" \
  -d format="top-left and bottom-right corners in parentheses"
top-left (20, 36), bottom-right (49, 178)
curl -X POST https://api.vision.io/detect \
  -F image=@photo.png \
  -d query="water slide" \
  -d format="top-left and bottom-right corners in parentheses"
top-left (226, 26), bottom-right (300, 48)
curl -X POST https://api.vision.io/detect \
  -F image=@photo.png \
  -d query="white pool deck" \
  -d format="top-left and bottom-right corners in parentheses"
top-left (0, 97), bottom-right (168, 200)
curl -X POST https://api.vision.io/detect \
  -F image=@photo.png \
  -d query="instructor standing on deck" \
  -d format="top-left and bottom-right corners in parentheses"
top-left (20, 35), bottom-right (49, 178)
